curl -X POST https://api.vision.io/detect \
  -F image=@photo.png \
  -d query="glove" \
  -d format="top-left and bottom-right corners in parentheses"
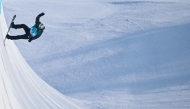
top-left (40, 12), bottom-right (45, 16)
top-left (28, 38), bottom-right (32, 42)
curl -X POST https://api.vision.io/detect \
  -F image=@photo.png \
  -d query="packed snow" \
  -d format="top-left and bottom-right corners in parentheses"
top-left (0, 1), bottom-right (90, 109)
top-left (2, 0), bottom-right (190, 108)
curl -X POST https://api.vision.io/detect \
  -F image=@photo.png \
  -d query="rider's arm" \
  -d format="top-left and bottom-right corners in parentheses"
top-left (35, 12), bottom-right (45, 23)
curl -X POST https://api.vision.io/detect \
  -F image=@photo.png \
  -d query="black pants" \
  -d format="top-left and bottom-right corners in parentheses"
top-left (9, 24), bottom-right (30, 40)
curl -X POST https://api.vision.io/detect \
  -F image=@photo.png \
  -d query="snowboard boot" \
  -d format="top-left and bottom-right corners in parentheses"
top-left (6, 34), bottom-right (11, 39)
top-left (11, 22), bottom-right (17, 29)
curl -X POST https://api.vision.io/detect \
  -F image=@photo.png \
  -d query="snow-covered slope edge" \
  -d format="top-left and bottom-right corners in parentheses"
top-left (0, 2), bottom-right (87, 109)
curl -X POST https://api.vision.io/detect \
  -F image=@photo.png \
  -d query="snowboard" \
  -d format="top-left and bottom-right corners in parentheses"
top-left (4, 15), bottom-right (16, 46)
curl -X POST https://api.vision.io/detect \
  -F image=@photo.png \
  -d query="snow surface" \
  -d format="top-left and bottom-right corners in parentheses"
top-left (2, 0), bottom-right (190, 108)
top-left (0, 1), bottom-right (89, 109)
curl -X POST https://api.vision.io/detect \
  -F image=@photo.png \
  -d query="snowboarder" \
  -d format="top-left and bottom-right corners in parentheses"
top-left (6, 12), bottom-right (45, 42)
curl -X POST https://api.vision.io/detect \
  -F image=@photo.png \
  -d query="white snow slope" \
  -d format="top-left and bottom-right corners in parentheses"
top-left (0, 1), bottom-right (88, 109)
top-left (2, 0), bottom-right (190, 109)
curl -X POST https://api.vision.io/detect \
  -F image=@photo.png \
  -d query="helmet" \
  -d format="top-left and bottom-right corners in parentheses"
top-left (39, 23), bottom-right (45, 30)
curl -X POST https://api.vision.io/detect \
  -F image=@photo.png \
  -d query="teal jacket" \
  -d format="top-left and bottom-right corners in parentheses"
top-left (29, 13), bottom-right (44, 42)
